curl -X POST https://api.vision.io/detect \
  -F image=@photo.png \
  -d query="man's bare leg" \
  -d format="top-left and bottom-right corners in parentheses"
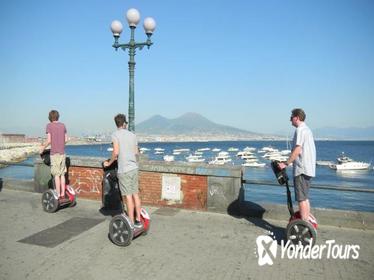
top-left (133, 193), bottom-right (141, 221)
top-left (54, 176), bottom-right (61, 198)
top-left (125, 195), bottom-right (135, 224)
top-left (60, 175), bottom-right (66, 197)
top-left (299, 199), bottom-right (310, 221)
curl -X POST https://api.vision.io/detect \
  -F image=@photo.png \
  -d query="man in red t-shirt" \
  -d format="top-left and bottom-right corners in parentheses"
top-left (40, 110), bottom-right (68, 199)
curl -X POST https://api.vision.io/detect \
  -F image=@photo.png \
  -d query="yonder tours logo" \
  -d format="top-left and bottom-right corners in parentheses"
top-left (255, 232), bottom-right (360, 266)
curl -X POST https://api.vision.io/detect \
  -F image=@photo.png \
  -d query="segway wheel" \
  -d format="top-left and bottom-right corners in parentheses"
top-left (41, 190), bottom-right (59, 213)
top-left (286, 219), bottom-right (317, 247)
top-left (109, 215), bottom-right (133, 246)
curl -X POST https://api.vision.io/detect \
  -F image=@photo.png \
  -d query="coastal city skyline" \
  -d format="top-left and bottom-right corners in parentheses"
top-left (1, 0), bottom-right (374, 137)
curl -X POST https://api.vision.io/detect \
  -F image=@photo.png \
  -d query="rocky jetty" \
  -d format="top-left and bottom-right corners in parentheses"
top-left (0, 143), bottom-right (40, 166)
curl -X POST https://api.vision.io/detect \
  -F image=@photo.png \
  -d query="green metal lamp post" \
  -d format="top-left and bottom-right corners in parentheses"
top-left (111, 8), bottom-right (156, 132)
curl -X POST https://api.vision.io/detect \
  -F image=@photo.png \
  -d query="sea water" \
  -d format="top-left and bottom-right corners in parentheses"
top-left (1, 140), bottom-right (373, 212)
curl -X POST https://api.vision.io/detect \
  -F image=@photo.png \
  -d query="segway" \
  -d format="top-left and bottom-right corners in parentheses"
top-left (104, 161), bottom-right (150, 246)
top-left (271, 160), bottom-right (318, 246)
top-left (40, 150), bottom-right (76, 213)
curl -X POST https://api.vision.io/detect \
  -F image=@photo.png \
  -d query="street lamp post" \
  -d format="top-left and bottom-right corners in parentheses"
top-left (110, 8), bottom-right (156, 132)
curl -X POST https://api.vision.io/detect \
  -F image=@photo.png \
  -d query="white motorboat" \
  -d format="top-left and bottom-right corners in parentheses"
top-left (237, 151), bottom-right (254, 157)
top-left (209, 152), bottom-right (232, 165)
top-left (212, 148), bottom-right (221, 152)
top-left (139, 147), bottom-right (150, 154)
top-left (241, 158), bottom-right (258, 163)
top-left (316, 160), bottom-right (334, 166)
top-left (329, 161), bottom-right (371, 170)
top-left (240, 154), bottom-right (257, 160)
top-left (242, 161), bottom-right (266, 168)
top-left (337, 152), bottom-right (353, 164)
top-left (259, 146), bottom-right (278, 153)
top-left (163, 155), bottom-right (175, 162)
top-left (329, 153), bottom-right (371, 170)
top-left (228, 147), bottom-right (239, 152)
top-left (197, 148), bottom-right (210, 152)
top-left (243, 146), bottom-right (256, 152)
top-left (280, 149), bottom-right (291, 155)
top-left (173, 148), bottom-right (190, 153)
top-left (209, 157), bottom-right (232, 165)
top-left (186, 154), bottom-right (205, 163)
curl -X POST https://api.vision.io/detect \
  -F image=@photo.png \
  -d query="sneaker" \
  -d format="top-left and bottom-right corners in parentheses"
top-left (134, 220), bottom-right (143, 229)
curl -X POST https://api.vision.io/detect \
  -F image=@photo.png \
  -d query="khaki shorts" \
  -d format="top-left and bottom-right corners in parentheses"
top-left (118, 169), bottom-right (139, 196)
top-left (50, 154), bottom-right (67, 177)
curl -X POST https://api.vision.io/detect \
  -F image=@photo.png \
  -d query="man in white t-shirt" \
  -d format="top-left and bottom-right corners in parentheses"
top-left (278, 108), bottom-right (316, 221)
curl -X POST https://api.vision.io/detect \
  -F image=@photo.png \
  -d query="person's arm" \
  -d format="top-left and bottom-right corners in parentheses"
top-left (279, 145), bottom-right (302, 169)
top-left (64, 124), bottom-right (68, 143)
top-left (40, 133), bottom-right (51, 153)
top-left (135, 145), bottom-right (139, 163)
top-left (104, 139), bottom-right (119, 167)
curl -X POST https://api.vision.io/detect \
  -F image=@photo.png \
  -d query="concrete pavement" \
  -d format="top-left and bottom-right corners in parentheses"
top-left (0, 188), bottom-right (373, 280)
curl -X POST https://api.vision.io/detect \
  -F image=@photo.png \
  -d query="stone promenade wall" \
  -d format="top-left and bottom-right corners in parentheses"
top-left (34, 156), bottom-right (242, 212)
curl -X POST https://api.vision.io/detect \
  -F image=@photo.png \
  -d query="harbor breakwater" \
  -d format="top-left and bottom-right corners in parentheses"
top-left (0, 143), bottom-right (40, 166)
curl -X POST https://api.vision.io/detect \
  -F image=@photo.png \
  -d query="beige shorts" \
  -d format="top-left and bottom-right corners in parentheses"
top-left (50, 154), bottom-right (67, 176)
top-left (117, 169), bottom-right (139, 196)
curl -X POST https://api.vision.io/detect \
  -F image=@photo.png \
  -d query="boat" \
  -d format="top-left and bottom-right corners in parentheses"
top-left (197, 148), bottom-right (210, 152)
top-left (240, 154), bottom-right (257, 160)
top-left (237, 151), bottom-right (254, 157)
top-left (209, 152), bottom-right (232, 165)
top-left (139, 147), bottom-right (150, 153)
top-left (241, 158), bottom-right (258, 163)
top-left (186, 154), bottom-right (205, 163)
top-left (329, 153), bottom-right (371, 170)
top-left (258, 146), bottom-right (277, 153)
top-left (316, 160), bottom-right (334, 166)
top-left (163, 155), bottom-right (175, 162)
top-left (280, 149), bottom-right (291, 155)
top-left (337, 152), bottom-right (353, 164)
top-left (329, 161), bottom-right (371, 170)
top-left (228, 147), bottom-right (239, 152)
top-left (173, 148), bottom-right (190, 153)
top-left (209, 157), bottom-right (232, 165)
top-left (243, 146), bottom-right (256, 152)
top-left (242, 161), bottom-right (266, 168)
top-left (212, 148), bottom-right (221, 152)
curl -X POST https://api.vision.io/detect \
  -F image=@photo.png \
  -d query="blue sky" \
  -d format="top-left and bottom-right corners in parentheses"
top-left (0, 0), bottom-right (373, 137)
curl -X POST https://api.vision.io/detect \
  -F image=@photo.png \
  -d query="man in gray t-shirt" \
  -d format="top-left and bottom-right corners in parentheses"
top-left (278, 108), bottom-right (316, 222)
top-left (104, 114), bottom-right (142, 228)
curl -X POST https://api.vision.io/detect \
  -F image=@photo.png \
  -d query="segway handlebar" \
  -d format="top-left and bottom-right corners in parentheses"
top-left (270, 160), bottom-right (289, 185)
top-left (271, 160), bottom-right (295, 217)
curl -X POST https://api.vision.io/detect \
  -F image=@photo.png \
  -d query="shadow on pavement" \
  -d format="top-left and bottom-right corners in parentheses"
top-left (227, 187), bottom-right (286, 245)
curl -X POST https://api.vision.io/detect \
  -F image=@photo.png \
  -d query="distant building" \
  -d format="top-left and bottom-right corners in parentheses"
top-left (0, 133), bottom-right (26, 143)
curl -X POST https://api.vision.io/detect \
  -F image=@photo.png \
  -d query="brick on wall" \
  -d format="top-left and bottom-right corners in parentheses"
top-left (68, 166), bottom-right (103, 201)
top-left (139, 171), bottom-right (208, 211)
top-left (67, 166), bottom-right (208, 210)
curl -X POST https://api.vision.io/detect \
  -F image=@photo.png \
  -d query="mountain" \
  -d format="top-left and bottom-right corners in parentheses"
top-left (136, 112), bottom-right (270, 139)
top-left (314, 126), bottom-right (374, 140)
